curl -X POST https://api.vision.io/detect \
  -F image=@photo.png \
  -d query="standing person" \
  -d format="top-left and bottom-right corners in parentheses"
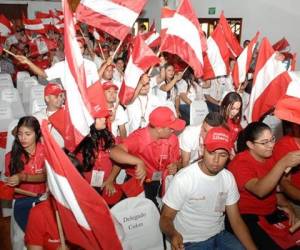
top-left (102, 81), bottom-right (128, 141)
top-left (160, 127), bottom-right (257, 250)
top-left (33, 83), bottom-right (65, 147)
top-left (179, 112), bottom-right (226, 167)
top-left (5, 116), bottom-right (46, 250)
top-left (229, 122), bottom-right (300, 249)
top-left (73, 109), bottom-right (122, 206)
top-left (110, 107), bottom-right (185, 207)
top-left (220, 92), bottom-right (243, 145)
top-left (15, 37), bottom-right (99, 87)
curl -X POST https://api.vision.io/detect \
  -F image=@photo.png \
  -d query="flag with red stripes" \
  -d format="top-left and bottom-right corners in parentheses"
top-left (23, 17), bottom-right (46, 34)
top-left (232, 32), bottom-right (259, 89)
top-left (41, 120), bottom-right (122, 250)
top-left (119, 35), bottom-right (159, 105)
top-left (0, 14), bottom-right (13, 37)
top-left (76, 0), bottom-right (147, 41)
top-left (245, 37), bottom-right (291, 122)
top-left (159, 0), bottom-right (207, 78)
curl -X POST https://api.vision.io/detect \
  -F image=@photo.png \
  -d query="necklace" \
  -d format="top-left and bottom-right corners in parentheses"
top-left (138, 95), bottom-right (149, 128)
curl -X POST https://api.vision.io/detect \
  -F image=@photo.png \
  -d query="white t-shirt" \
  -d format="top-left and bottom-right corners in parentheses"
top-left (111, 105), bottom-right (128, 137)
top-left (45, 59), bottom-right (99, 87)
top-left (203, 77), bottom-right (234, 102)
top-left (177, 80), bottom-right (205, 105)
top-left (33, 108), bottom-right (64, 147)
top-left (179, 124), bottom-right (202, 163)
top-left (156, 80), bottom-right (178, 103)
top-left (163, 162), bottom-right (240, 243)
top-left (126, 93), bottom-right (161, 135)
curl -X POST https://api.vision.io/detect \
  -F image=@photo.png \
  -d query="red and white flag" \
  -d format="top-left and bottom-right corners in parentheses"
top-left (0, 14), bottom-right (13, 37)
top-left (290, 53), bottom-right (297, 71)
top-left (119, 35), bottom-right (160, 105)
top-left (245, 37), bottom-right (291, 122)
top-left (159, 0), bottom-right (207, 78)
top-left (219, 12), bottom-right (243, 58)
top-left (273, 37), bottom-right (290, 51)
top-left (28, 36), bottom-right (57, 56)
top-left (76, 0), bottom-right (147, 41)
top-left (142, 30), bottom-right (160, 48)
top-left (35, 11), bottom-right (55, 31)
top-left (232, 32), bottom-right (259, 89)
top-left (54, 19), bottom-right (64, 34)
top-left (160, 7), bottom-right (175, 31)
top-left (41, 120), bottom-right (122, 250)
top-left (23, 17), bottom-right (46, 34)
top-left (57, 0), bottom-right (100, 150)
top-left (275, 72), bottom-right (300, 124)
top-left (202, 24), bottom-right (230, 80)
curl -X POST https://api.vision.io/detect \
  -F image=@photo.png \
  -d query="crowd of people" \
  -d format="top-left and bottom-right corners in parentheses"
top-left (1, 7), bottom-right (300, 250)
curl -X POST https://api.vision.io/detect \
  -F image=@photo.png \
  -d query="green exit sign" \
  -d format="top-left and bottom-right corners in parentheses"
top-left (208, 7), bottom-right (216, 15)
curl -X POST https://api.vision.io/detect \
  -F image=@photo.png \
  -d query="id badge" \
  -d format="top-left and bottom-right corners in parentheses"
top-left (152, 171), bottom-right (162, 181)
top-left (214, 192), bottom-right (228, 212)
top-left (90, 170), bottom-right (104, 187)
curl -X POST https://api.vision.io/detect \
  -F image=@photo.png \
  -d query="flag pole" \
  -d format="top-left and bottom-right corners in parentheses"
top-left (97, 41), bottom-right (106, 61)
top-left (50, 197), bottom-right (67, 250)
top-left (3, 48), bottom-right (16, 58)
top-left (112, 40), bottom-right (123, 60)
top-left (14, 188), bottom-right (37, 197)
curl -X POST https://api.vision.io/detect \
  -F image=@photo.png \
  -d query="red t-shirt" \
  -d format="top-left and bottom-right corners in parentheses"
top-left (77, 149), bottom-right (113, 184)
top-left (122, 127), bottom-right (180, 180)
top-left (228, 150), bottom-right (277, 215)
top-left (25, 199), bottom-right (61, 250)
top-left (227, 118), bottom-right (242, 144)
top-left (5, 143), bottom-right (46, 197)
top-left (273, 135), bottom-right (300, 189)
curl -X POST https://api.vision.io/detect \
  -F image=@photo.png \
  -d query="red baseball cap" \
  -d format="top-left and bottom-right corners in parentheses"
top-left (204, 127), bottom-right (232, 153)
top-left (149, 107), bottom-right (186, 131)
top-left (44, 83), bottom-right (65, 97)
top-left (92, 104), bottom-right (111, 118)
top-left (102, 81), bottom-right (119, 91)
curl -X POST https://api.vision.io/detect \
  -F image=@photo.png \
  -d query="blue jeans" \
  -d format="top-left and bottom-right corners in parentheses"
top-left (184, 230), bottom-right (245, 250)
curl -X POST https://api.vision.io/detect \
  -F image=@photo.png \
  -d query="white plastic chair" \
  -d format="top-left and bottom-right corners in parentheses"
top-left (190, 100), bottom-right (209, 126)
top-left (0, 87), bottom-right (25, 118)
top-left (111, 197), bottom-right (164, 250)
top-left (16, 71), bottom-right (30, 96)
top-left (29, 99), bottom-right (46, 115)
top-left (28, 85), bottom-right (45, 115)
top-left (22, 77), bottom-right (39, 104)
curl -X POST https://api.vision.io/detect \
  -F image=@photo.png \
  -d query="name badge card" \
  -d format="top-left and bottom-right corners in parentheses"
top-left (90, 170), bottom-right (104, 187)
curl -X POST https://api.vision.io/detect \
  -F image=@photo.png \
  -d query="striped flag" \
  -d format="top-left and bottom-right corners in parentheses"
top-left (203, 24), bottom-right (230, 80)
top-left (0, 14), bottom-right (13, 37)
top-left (159, 0), bottom-right (207, 78)
top-left (41, 120), bottom-right (122, 250)
top-left (23, 17), bottom-right (46, 34)
top-left (219, 12), bottom-right (243, 58)
top-left (76, 0), bottom-right (147, 41)
top-left (119, 35), bottom-right (160, 105)
top-left (245, 37), bottom-right (291, 122)
top-left (275, 72), bottom-right (300, 124)
top-left (232, 32), bottom-right (259, 89)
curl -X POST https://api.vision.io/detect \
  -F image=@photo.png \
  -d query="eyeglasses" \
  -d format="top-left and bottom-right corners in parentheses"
top-left (253, 136), bottom-right (276, 146)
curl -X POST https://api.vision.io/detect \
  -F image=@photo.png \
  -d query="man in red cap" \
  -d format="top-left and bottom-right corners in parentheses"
top-left (102, 81), bottom-right (128, 140)
top-left (160, 127), bottom-right (257, 250)
top-left (110, 106), bottom-right (185, 207)
top-left (33, 83), bottom-right (65, 147)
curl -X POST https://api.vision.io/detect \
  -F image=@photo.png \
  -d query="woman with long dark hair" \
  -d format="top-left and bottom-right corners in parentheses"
top-left (229, 122), bottom-right (300, 249)
top-left (5, 116), bottom-right (46, 250)
top-left (220, 92), bottom-right (243, 145)
top-left (74, 110), bottom-right (121, 205)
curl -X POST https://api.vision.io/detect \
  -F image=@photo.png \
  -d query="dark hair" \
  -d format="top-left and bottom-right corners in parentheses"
top-left (220, 92), bottom-right (243, 124)
top-left (10, 116), bottom-right (41, 175)
top-left (164, 63), bottom-right (177, 98)
top-left (63, 148), bottom-right (84, 175)
top-left (236, 122), bottom-right (271, 153)
top-left (204, 112), bottom-right (226, 128)
top-left (73, 124), bottom-right (115, 172)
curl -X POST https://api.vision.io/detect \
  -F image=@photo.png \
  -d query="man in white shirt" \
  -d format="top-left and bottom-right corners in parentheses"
top-left (160, 127), bottom-right (256, 250)
top-left (33, 83), bottom-right (65, 147)
top-left (179, 112), bottom-right (225, 167)
top-left (102, 81), bottom-right (128, 139)
top-left (15, 37), bottom-right (99, 87)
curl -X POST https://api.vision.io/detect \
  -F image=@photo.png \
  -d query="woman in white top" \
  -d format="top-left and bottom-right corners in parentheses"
top-left (177, 68), bottom-right (205, 125)
top-left (156, 63), bottom-right (183, 116)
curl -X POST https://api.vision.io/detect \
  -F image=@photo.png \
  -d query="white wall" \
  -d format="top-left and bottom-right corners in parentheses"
top-left (0, 1), bottom-right (61, 18)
